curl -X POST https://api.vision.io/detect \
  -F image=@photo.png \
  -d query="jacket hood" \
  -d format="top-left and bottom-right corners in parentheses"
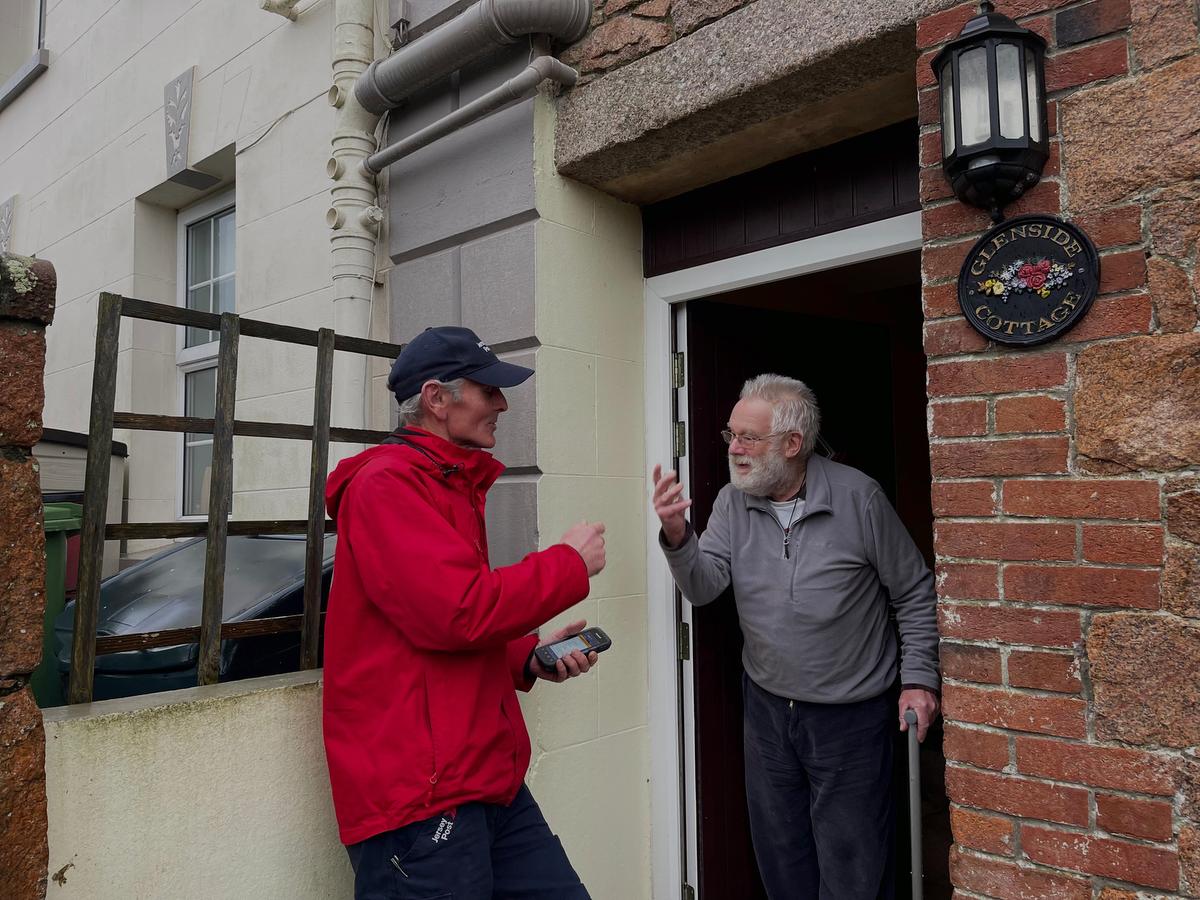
top-left (325, 427), bottom-right (505, 521)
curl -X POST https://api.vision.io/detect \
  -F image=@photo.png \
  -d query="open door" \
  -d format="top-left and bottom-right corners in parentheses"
top-left (682, 252), bottom-right (951, 899)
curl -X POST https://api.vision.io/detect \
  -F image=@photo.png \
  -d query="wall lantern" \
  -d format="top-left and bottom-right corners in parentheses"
top-left (932, 1), bottom-right (1049, 222)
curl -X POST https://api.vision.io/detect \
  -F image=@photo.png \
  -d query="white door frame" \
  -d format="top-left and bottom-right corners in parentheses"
top-left (643, 210), bottom-right (922, 900)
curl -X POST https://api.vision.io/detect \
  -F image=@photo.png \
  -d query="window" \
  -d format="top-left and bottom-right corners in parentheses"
top-left (0, 1), bottom-right (49, 115)
top-left (177, 192), bottom-right (235, 519)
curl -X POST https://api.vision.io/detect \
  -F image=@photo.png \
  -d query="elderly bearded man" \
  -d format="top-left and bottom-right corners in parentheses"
top-left (652, 374), bottom-right (940, 900)
top-left (324, 326), bottom-right (607, 900)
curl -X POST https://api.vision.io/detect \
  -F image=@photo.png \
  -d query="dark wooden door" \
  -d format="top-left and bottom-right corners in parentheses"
top-left (683, 274), bottom-right (950, 899)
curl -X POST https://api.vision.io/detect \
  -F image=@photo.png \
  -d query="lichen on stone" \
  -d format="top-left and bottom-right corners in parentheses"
top-left (2, 256), bottom-right (39, 295)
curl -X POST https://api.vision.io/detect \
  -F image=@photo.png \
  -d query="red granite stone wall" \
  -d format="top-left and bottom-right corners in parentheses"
top-left (561, 0), bottom-right (755, 81)
top-left (0, 253), bottom-right (56, 900)
top-left (918, 1), bottom-right (1200, 895)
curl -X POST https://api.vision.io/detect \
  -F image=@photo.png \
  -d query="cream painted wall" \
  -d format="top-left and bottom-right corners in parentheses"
top-left (43, 671), bottom-right (353, 899)
top-left (523, 94), bottom-right (652, 900)
top-left (0, 0), bottom-right (387, 533)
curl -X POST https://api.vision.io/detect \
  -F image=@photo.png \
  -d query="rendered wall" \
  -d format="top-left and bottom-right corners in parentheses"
top-left (42, 672), bottom-right (352, 899)
top-left (0, 0), bottom-right (379, 539)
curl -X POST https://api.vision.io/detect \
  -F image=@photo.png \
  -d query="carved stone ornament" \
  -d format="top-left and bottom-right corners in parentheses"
top-left (0, 196), bottom-right (14, 254)
top-left (958, 214), bottom-right (1100, 347)
top-left (164, 67), bottom-right (196, 177)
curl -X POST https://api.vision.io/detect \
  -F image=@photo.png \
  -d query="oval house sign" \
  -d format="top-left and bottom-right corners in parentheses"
top-left (958, 214), bottom-right (1100, 346)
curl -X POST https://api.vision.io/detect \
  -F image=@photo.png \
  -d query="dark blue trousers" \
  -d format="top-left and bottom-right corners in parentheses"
top-left (346, 785), bottom-right (590, 900)
top-left (743, 674), bottom-right (896, 900)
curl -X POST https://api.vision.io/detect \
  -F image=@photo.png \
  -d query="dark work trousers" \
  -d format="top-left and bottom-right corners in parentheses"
top-left (345, 785), bottom-right (590, 900)
top-left (743, 673), bottom-right (896, 900)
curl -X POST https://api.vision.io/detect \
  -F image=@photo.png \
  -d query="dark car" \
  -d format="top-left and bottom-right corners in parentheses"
top-left (54, 534), bottom-right (335, 702)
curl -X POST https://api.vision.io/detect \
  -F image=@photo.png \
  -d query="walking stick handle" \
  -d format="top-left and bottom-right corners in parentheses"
top-left (904, 708), bottom-right (923, 900)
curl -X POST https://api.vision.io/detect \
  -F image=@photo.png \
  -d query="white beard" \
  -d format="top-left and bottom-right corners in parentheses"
top-left (729, 449), bottom-right (794, 498)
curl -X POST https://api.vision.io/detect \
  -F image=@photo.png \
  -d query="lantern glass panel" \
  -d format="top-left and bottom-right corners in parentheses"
top-left (1025, 47), bottom-right (1041, 142)
top-left (941, 67), bottom-right (956, 155)
top-left (958, 47), bottom-right (991, 147)
top-left (996, 42), bottom-right (1024, 139)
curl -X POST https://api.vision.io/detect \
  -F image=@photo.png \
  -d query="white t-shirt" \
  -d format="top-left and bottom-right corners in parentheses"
top-left (769, 497), bottom-right (806, 530)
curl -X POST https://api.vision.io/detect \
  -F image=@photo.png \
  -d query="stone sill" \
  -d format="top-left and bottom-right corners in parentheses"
top-left (42, 668), bottom-right (323, 725)
top-left (0, 48), bottom-right (50, 117)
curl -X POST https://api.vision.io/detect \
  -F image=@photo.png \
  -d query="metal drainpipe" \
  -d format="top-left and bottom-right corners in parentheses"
top-left (328, 0), bottom-right (382, 446)
top-left (354, 0), bottom-right (591, 114)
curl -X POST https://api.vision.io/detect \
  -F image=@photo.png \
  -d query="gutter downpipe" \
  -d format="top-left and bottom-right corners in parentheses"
top-left (329, 0), bottom-right (381, 450)
top-left (362, 55), bottom-right (577, 174)
top-left (354, 0), bottom-right (591, 114)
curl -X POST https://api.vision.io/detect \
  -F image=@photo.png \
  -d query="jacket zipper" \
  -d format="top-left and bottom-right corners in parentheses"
top-left (752, 508), bottom-right (799, 560)
top-left (423, 675), bottom-right (439, 805)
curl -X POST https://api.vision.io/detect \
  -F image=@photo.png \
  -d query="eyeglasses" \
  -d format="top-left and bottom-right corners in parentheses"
top-left (720, 429), bottom-right (787, 447)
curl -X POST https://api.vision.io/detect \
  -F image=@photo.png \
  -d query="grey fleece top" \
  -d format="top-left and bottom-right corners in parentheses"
top-left (662, 453), bottom-right (939, 703)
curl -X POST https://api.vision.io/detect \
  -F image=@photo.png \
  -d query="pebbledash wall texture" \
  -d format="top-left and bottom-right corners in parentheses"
top-left (916, 1), bottom-right (1200, 897)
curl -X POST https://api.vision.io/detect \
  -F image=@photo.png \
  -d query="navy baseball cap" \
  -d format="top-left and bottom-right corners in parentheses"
top-left (387, 326), bottom-right (534, 402)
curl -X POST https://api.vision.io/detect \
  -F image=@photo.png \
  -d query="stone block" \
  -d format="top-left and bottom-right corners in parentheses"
top-left (484, 478), bottom-right (538, 569)
top-left (561, 17), bottom-right (673, 75)
top-left (1182, 824), bottom-right (1200, 899)
top-left (0, 456), bottom-right (45, 677)
top-left (1163, 541), bottom-right (1200, 617)
top-left (1062, 55), bottom-right (1200, 209)
top-left (0, 687), bottom-right (47, 900)
top-left (0, 255), bottom-right (56, 325)
top-left (460, 223), bottom-right (536, 347)
top-left (1148, 256), bottom-right (1196, 333)
top-left (1168, 489), bottom-right (1200, 544)
top-left (535, 346), bottom-right (598, 476)
top-left (1088, 612), bottom-right (1200, 748)
top-left (389, 248), bottom-right (460, 345)
top-left (1150, 182), bottom-right (1200, 260)
top-left (1130, 0), bottom-right (1200, 70)
top-left (0, 324), bottom-right (46, 448)
top-left (1076, 335), bottom-right (1200, 472)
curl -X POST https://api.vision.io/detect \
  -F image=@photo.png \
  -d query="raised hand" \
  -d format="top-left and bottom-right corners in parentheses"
top-left (651, 464), bottom-right (692, 548)
top-left (560, 521), bottom-right (606, 577)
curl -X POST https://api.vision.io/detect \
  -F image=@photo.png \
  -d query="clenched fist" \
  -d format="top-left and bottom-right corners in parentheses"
top-left (561, 521), bottom-right (606, 577)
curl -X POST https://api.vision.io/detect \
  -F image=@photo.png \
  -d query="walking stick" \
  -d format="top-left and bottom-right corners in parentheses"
top-left (904, 708), bottom-right (923, 900)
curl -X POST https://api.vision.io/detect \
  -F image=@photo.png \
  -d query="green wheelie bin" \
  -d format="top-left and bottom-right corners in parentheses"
top-left (33, 502), bottom-right (82, 708)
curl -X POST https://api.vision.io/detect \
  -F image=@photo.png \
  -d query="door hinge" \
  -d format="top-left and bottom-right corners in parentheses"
top-left (671, 351), bottom-right (685, 389)
top-left (673, 421), bottom-right (687, 458)
top-left (682, 882), bottom-right (696, 900)
top-left (678, 621), bottom-right (691, 661)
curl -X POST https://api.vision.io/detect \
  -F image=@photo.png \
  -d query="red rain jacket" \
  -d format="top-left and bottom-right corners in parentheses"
top-left (322, 428), bottom-right (590, 845)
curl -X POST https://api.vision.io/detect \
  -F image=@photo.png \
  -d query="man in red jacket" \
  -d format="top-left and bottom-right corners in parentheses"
top-left (323, 326), bottom-right (607, 900)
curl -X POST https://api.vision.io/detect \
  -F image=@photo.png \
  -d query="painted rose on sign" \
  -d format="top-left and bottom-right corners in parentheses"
top-left (978, 257), bottom-right (1079, 302)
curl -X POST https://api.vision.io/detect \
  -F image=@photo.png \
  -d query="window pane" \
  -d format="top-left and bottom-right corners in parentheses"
top-left (185, 284), bottom-right (214, 348)
top-left (996, 43), bottom-right (1024, 139)
top-left (1026, 48), bottom-right (1041, 143)
top-left (184, 440), bottom-right (213, 516)
top-left (941, 69), bottom-right (956, 156)
top-left (958, 47), bottom-right (991, 147)
top-left (214, 275), bottom-right (235, 316)
top-left (214, 209), bottom-right (235, 277)
top-left (188, 218), bottom-right (212, 287)
top-left (185, 367), bottom-right (216, 418)
top-left (184, 368), bottom-right (217, 517)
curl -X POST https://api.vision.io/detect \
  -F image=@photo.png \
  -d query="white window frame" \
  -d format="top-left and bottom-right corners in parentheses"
top-left (176, 190), bottom-right (235, 521)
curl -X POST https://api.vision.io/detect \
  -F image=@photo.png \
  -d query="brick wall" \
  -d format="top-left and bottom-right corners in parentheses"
top-left (917, 1), bottom-right (1200, 896)
top-left (0, 253), bottom-right (55, 900)
top-left (562, 0), bottom-right (755, 81)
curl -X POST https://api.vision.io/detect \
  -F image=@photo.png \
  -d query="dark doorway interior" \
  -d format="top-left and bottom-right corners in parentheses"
top-left (683, 250), bottom-right (952, 899)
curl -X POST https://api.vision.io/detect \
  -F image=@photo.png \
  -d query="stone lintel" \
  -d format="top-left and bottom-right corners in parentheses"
top-left (555, 0), bottom-right (958, 204)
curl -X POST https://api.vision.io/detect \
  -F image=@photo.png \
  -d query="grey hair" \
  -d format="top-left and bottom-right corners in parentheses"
top-left (395, 378), bottom-right (465, 427)
top-left (739, 374), bottom-right (821, 459)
